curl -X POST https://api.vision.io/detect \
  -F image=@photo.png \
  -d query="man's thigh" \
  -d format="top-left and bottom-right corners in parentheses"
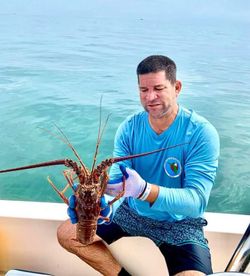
top-left (159, 243), bottom-right (213, 275)
top-left (97, 222), bottom-right (212, 275)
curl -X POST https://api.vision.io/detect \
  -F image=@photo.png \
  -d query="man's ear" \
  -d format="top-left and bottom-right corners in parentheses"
top-left (175, 80), bottom-right (182, 97)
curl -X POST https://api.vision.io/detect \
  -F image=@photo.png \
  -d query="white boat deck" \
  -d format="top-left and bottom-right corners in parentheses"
top-left (0, 200), bottom-right (249, 276)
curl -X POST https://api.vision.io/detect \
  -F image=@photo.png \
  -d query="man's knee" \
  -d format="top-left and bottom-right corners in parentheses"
top-left (57, 220), bottom-right (77, 252)
top-left (57, 220), bottom-right (104, 261)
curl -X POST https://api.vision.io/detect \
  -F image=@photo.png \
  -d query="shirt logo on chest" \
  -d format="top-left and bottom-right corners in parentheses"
top-left (164, 157), bottom-right (182, 178)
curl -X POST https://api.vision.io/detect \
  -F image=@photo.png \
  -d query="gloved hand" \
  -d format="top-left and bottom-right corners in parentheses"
top-left (97, 196), bottom-right (113, 225)
top-left (105, 165), bottom-right (151, 200)
top-left (67, 183), bottom-right (113, 225)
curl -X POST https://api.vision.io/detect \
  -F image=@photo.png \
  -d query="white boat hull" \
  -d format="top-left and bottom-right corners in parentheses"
top-left (0, 200), bottom-right (249, 276)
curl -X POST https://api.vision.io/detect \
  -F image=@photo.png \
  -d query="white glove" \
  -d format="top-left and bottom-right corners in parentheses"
top-left (106, 165), bottom-right (151, 200)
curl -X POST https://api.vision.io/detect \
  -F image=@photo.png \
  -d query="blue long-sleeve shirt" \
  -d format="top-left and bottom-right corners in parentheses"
top-left (109, 105), bottom-right (220, 222)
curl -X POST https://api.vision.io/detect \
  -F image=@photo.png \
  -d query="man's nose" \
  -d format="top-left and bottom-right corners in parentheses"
top-left (146, 90), bottom-right (158, 101)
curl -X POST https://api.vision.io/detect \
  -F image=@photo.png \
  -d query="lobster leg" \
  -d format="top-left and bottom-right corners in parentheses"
top-left (99, 170), bottom-right (109, 196)
top-left (107, 175), bottom-right (126, 206)
top-left (47, 176), bottom-right (69, 205)
top-left (63, 170), bottom-right (76, 191)
top-left (97, 215), bottom-right (110, 223)
top-left (96, 171), bottom-right (125, 222)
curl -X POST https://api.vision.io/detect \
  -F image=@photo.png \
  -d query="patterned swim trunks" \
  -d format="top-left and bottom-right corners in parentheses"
top-left (113, 200), bottom-right (208, 248)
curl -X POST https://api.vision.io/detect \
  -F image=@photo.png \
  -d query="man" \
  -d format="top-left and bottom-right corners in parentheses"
top-left (57, 55), bottom-right (220, 275)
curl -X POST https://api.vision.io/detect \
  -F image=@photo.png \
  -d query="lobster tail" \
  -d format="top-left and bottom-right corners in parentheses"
top-left (76, 220), bottom-right (97, 246)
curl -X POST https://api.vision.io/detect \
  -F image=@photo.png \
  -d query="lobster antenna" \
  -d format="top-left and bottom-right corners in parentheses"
top-left (52, 123), bottom-right (88, 171)
top-left (90, 96), bottom-right (111, 174)
top-left (38, 125), bottom-right (88, 174)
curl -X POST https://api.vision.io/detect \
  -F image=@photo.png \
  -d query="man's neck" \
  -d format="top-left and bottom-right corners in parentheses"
top-left (149, 106), bottom-right (179, 135)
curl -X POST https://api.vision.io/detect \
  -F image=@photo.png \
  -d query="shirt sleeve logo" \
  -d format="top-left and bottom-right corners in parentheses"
top-left (164, 157), bottom-right (182, 178)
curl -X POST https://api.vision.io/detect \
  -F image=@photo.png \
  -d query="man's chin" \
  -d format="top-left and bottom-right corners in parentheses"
top-left (143, 106), bottom-right (169, 119)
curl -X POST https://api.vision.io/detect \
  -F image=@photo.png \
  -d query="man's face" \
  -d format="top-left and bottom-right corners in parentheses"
top-left (138, 70), bottom-right (181, 119)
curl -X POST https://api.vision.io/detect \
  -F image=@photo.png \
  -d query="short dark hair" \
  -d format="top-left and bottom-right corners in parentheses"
top-left (136, 55), bottom-right (177, 84)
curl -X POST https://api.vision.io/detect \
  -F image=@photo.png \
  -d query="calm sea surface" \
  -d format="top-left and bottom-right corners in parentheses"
top-left (0, 0), bottom-right (249, 214)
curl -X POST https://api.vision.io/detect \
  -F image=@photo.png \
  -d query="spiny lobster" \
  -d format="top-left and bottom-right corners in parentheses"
top-left (0, 104), bottom-right (186, 245)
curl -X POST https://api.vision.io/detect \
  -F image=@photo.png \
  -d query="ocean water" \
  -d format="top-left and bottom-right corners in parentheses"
top-left (0, 0), bottom-right (249, 214)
